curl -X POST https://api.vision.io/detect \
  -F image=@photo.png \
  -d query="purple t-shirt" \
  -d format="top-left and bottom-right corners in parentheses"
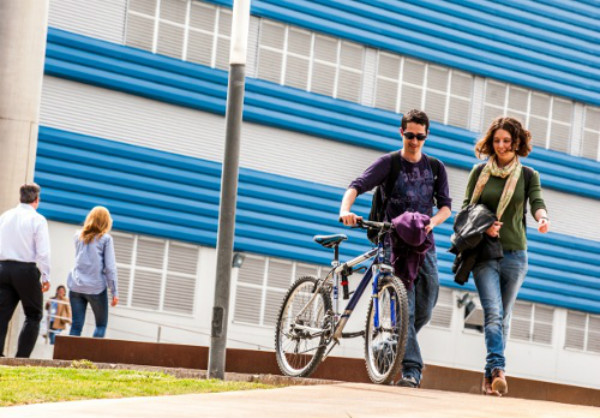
top-left (349, 153), bottom-right (452, 220)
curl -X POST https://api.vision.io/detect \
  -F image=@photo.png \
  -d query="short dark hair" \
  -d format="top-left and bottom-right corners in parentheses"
top-left (401, 109), bottom-right (430, 132)
top-left (475, 116), bottom-right (532, 159)
top-left (20, 183), bottom-right (41, 204)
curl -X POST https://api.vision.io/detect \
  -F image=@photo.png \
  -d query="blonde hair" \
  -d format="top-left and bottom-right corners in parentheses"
top-left (80, 206), bottom-right (113, 244)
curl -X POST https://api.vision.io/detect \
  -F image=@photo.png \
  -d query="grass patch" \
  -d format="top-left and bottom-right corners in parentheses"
top-left (0, 364), bottom-right (275, 406)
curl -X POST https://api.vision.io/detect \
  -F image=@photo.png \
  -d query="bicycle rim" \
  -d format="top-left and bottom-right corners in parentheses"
top-left (364, 276), bottom-right (408, 384)
top-left (275, 276), bottom-right (331, 377)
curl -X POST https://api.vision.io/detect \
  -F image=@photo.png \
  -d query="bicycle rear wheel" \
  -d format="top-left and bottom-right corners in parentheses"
top-left (364, 275), bottom-right (408, 384)
top-left (275, 276), bottom-right (332, 378)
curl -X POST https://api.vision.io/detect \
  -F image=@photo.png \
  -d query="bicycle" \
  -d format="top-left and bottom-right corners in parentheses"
top-left (274, 219), bottom-right (409, 384)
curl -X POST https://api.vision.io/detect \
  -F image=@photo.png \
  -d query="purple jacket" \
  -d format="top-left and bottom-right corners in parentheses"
top-left (390, 212), bottom-right (434, 289)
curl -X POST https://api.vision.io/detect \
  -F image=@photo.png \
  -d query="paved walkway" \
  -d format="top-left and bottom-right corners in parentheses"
top-left (1, 382), bottom-right (598, 418)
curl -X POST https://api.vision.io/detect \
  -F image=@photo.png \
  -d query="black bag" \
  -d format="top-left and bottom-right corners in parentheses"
top-left (473, 163), bottom-right (533, 228)
top-left (367, 153), bottom-right (440, 243)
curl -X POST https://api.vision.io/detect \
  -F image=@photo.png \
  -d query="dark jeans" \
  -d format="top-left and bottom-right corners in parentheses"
top-left (402, 250), bottom-right (439, 384)
top-left (69, 289), bottom-right (108, 338)
top-left (0, 261), bottom-right (43, 357)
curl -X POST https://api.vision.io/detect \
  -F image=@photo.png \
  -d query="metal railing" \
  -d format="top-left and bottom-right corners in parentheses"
top-left (41, 298), bottom-right (271, 350)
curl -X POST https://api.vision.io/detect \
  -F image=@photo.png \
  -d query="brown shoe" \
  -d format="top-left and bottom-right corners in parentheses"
top-left (482, 375), bottom-right (494, 395)
top-left (491, 369), bottom-right (508, 395)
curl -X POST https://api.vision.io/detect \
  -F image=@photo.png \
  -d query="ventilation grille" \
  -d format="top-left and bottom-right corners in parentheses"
top-left (112, 231), bottom-right (199, 314)
top-left (565, 311), bottom-right (600, 354)
top-left (429, 287), bottom-right (453, 329)
top-left (510, 301), bottom-right (554, 345)
top-left (233, 253), bottom-right (322, 327)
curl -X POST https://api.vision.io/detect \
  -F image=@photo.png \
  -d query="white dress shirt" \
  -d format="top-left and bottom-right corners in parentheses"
top-left (0, 204), bottom-right (51, 283)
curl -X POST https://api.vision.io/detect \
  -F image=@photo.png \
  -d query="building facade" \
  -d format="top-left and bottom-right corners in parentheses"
top-left (31, 0), bottom-right (600, 388)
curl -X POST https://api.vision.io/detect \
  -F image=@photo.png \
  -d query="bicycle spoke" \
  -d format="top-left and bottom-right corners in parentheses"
top-left (275, 277), bottom-right (330, 377)
top-left (364, 276), bottom-right (408, 384)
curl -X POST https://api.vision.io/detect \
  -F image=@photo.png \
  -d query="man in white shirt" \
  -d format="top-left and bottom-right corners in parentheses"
top-left (0, 183), bottom-right (51, 357)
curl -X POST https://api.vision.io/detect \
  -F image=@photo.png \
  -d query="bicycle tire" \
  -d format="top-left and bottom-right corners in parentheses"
top-left (364, 274), bottom-right (409, 384)
top-left (274, 275), bottom-right (332, 378)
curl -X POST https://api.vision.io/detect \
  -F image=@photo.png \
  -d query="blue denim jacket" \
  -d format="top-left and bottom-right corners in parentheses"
top-left (67, 233), bottom-right (118, 297)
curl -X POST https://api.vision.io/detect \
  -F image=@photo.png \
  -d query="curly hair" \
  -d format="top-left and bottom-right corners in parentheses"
top-left (475, 116), bottom-right (532, 159)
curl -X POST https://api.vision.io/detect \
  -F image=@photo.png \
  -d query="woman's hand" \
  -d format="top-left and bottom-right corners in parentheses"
top-left (485, 221), bottom-right (503, 237)
top-left (111, 296), bottom-right (119, 307)
top-left (538, 218), bottom-right (550, 234)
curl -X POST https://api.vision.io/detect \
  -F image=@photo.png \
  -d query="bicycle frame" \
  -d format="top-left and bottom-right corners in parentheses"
top-left (292, 234), bottom-right (395, 344)
top-left (331, 239), bottom-right (394, 340)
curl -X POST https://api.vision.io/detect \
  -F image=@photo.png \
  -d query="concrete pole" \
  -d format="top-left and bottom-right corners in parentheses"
top-left (0, 0), bottom-right (50, 356)
top-left (208, 0), bottom-right (251, 380)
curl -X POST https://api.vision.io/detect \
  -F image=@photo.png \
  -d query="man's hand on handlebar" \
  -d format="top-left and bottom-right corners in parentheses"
top-left (339, 211), bottom-right (362, 226)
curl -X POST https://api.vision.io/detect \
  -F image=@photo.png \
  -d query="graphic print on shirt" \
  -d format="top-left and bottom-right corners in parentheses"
top-left (389, 160), bottom-right (434, 217)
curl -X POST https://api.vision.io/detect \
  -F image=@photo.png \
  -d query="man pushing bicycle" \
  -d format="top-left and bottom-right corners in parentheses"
top-left (339, 109), bottom-right (452, 388)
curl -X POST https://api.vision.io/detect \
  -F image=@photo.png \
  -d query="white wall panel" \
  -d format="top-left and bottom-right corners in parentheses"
top-left (39, 76), bottom-right (381, 189)
top-left (49, 0), bottom-right (127, 44)
top-left (40, 76), bottom-right (598, 241)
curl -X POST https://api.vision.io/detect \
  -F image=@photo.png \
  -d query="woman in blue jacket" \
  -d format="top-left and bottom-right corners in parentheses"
top-left (68, 206), bottom-right (119, 338)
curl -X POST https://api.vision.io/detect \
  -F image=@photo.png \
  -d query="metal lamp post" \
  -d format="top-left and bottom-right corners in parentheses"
top-left (207, 0), bottom-right (251, 380)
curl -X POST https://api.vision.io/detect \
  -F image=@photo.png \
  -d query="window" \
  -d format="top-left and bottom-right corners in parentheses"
top-left (125, 0), bottom-right (231, 69)
top-left (125, 1), bottom-right (591, 159)
top-left (565, 310), bottom-right (600, 354)
top-left (113, 232), bottom-right (199, 314)
top-left (581, 106), bottom-right (600, 161)
top-left (429, 287), bottom-right (453, 328)
top-left (233, 254), bottom-right (328, 327)
top-left (257, 20), bottom-right (364, 101)
top-left (509, 301), bottom-right (554, 345)
top-left (374, 52), bottom-right (473, 128)
top-left (482, 80), bottom-right (573, 153)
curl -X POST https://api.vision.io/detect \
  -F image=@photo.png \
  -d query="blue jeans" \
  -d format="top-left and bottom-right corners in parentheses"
top-left (48, 327), bottom-right (62, 345)
top-left (402, 249), bottom-right (439, 383)
top-left (473, 250), bottom-right (527, 377)
top-left (69, 289), bottom-right (109, 338)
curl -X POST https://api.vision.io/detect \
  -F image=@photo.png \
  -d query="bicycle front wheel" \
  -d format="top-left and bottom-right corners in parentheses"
top-left (364, 275), bottom-right (408, 384)
top-left (275, 276), bottom-right (332, 378)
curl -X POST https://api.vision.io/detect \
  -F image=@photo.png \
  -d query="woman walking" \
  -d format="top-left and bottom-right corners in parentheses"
top-left (462, 117), bottom-right (549, 396)
top-left (68, 206), bottom-right (119, 338)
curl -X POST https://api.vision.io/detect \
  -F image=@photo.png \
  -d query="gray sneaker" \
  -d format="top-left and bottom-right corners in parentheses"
top-left (396, 376), bottom-right (419, 388)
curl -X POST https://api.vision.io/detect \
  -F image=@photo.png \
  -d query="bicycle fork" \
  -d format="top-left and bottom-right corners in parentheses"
top-left (371, 265), bottom-right (397, 333)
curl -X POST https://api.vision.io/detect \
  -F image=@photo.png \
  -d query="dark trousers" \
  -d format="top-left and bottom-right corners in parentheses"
top-left (0, 261), bottom-right (43, 357)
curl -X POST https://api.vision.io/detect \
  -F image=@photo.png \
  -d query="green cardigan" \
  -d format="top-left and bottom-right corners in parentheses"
top-left (462, 165), bottom-right (547, 251)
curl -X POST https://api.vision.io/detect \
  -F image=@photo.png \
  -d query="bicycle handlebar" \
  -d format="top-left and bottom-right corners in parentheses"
top-left (356, 219), bottom-right (392, 230)
top-left (338, 217), bottom-right (392, 232)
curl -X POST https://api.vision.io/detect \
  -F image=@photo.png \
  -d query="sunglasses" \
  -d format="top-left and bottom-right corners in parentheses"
top-left (403, 132), bottom-right (427, 141)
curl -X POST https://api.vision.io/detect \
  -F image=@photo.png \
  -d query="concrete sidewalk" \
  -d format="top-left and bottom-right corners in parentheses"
top-left (1, 382), bottom-right (598, 418)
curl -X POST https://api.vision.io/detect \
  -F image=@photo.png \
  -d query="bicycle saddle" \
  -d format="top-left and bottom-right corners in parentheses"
top-left (313, 234), bottom-right (348, 248)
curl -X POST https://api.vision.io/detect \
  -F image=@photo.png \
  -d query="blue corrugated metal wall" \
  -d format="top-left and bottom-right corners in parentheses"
top-left (45, 29), bottom-right (600, 200)
top-left (206, 0), bottom-right (600, 106)
top-left (35, 127), bottom-right (600, 314)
